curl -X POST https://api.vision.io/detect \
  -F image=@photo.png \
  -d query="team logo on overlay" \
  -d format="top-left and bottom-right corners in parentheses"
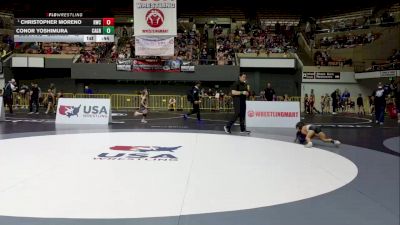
top-left (146, 8), bottom-right (164, 28)
top-left (59, 105), bottom-right (81, 117)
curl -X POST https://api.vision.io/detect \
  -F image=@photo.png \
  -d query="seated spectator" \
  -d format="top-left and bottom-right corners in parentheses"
top-left (366, 49), bottom-right (400, 71)
top-left (84, 86), bottom-right (93, 94)
top-left (283, 94), bottom-right (290, 101)
top-left (215, 22), bottom-right (297, 65)
top-left (314, 50), bottom-right (352, 67)
top-left (0, 47), bottom-right (7, 58)
top-left (318, 32), bottom-right (380, 49)
top-left (168, 97), bottom-right (176, 111)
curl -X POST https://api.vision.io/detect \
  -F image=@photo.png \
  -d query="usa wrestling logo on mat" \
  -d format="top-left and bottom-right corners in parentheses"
top-left (93, 146), bottom-right (182, 161)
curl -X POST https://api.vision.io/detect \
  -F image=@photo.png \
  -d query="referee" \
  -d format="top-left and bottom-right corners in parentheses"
top-left (184, 81), bottom-right (202, 121)
top-left (224, 73), bottom-right (250, 134)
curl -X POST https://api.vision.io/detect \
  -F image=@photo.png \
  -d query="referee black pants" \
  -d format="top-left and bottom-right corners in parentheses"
top-left (226, 101), bottom-right (246, 131)
top-left (29, 98), bottom-right (39, 113)
top-left (187, 103), bottom-right (201, 120)
top-left (4, 96), bottom-right (13, 114)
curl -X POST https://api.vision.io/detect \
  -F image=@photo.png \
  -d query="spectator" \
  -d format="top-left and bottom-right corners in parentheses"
top-left (324, 93), bottom-right (331, 113)
top-left (200, 47), bottom-right (208, 65)
top-left (264, 83), bottom-right (276, 101)
top-left (342, 88), bottom-right (350, 101)
top-left (84, 86), bottom-right (93, 94)
top-left (0, 47), bottom-right (7, 58)
top-left (18, 84), bottom-right (30, 109)
top-left (3, 79), bottom-right (17, 114)
top-left (304, 93), bottom-right (310, 114)
top-left (259, 90), bottom-right (266, 100)
top-left (283, 94), bottom-right (290, 101)
top-left (308, 89), bottom-right (320, 114)
top-left (372, 82), bottom-right (388, 125)
top-left (168, 97), bottom-right (176, 111)
top-left (369, 95), bottom-right (375, 115)
top-left (331, 89), bottom-right (339, 114)
top-left (341, 88), bottom-right (350, 111)
top-left (346, 98), bottom-right (355, 112)
top-left (318, 32), bottom-right (380, 49)
top-left (122, 26), bottom-right (128, 37)
top-left (395, 77), bottom-right (400, 123)
top-left (356, 93), bottom-right (365, 115)
top-left (28, 82), bottom-right (40, 114)
top-left (320, 96), bottom-right (325, 114)
top-left (249, 91), bottom-right (256, 101)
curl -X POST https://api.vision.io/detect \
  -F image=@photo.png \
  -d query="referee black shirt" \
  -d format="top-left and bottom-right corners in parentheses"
top-left (231, 80), bottom-right (248, 105)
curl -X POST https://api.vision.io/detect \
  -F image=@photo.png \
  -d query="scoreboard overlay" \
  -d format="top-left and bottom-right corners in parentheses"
top-left (14, 18), bottom-right (115, 43)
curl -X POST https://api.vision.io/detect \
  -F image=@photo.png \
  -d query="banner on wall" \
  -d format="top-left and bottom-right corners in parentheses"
top-left (132, 58), bottom-right (180, 72)
top-left (134, 0), bottom-right (177, 36)
top-left (0, 98), bottom-right (5, 121)
top-left (246, 101), bottom-right (300, 128)
top-left (56, 98), bottom-right (111, 125)
top-left (135, 36), bottom-right (174, 56)
top-left (303, 72), bottom-right (340, 80)
top-left (116, 59), bottom-right (191, 72)
top-left (302, 72), bottom-right (315, 79)
top-left (380, 70), bottom-right (397, 78)
top-left (116, 59), bottom-right (132, 71)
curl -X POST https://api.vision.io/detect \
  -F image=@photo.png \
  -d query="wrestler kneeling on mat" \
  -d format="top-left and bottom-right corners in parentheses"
top-left (295, 122), bottom-right (341, 148)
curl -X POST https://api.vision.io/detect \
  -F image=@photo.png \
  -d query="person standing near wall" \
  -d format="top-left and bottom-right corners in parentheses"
top-left (28, 82), bottom-right (40, 115)
top-left (331, 89), bottom-right (339, 115)
top-left (84, 86), bottom-right (93, 95)
top-left (324, 93), bottom-right (331, 114)
top-left (304, 93), bottom-right (310, 114)
top-left (395, 78), bottom-right (400, 123)
top-left (372, 82), bottom-right (388, 125)
top-left (356, 93), bottom-right (365, 116)
top-left (264, 82), bottom-right (276, 101)
top-left (320, 96), bottom-right (325, 114)
top-left (3, 79), bottom-right (17, 114)
top-left (309, 89), bottom-right (320, 114)
top-left (224, 73), bottom-right (251, 134)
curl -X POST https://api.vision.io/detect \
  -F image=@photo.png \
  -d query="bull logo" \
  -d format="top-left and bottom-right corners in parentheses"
top-left (58, 105), bottom-right (81, 118)
top-left (146, 8), bottom-right (164, 28)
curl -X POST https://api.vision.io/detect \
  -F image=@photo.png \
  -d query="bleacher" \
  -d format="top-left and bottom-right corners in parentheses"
top-left (179, 7), bottom-right (246, 21)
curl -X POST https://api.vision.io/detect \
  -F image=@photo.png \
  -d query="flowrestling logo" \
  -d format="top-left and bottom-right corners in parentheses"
top-left (94, 146), bottom-right (182, 161)
top-left (58, 105), bottom-right (108, 118)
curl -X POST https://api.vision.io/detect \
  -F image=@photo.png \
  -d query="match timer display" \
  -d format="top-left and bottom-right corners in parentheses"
top-left (14, 18), bottom-right (115, 43)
